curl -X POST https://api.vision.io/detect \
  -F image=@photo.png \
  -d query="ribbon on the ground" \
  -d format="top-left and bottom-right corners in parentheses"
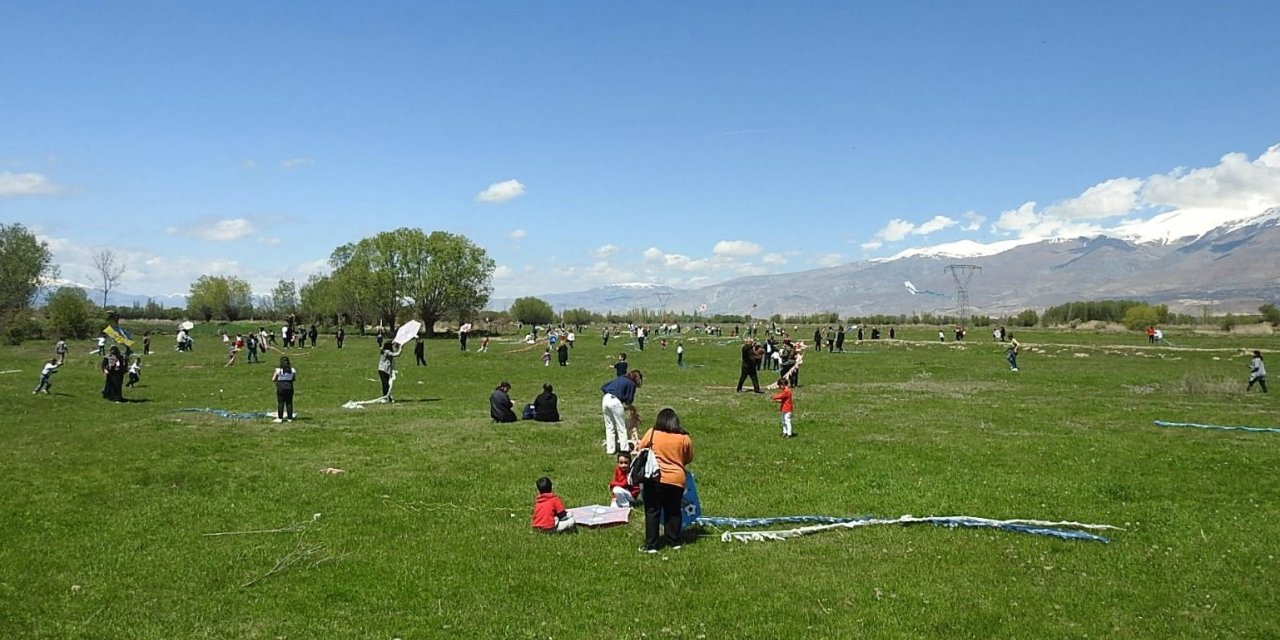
top-left (343, 370), bottom-right (397, 409)
top-left (697, 514), bottom-right (1118, 543)
top-left (176, 408), bottom-right (275, 420)
top-left (1155, 420), bottom-right (1280, 434)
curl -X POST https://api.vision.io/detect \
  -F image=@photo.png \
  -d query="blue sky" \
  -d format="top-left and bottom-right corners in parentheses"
top-left (3, 2), bottom-right (1279, 302)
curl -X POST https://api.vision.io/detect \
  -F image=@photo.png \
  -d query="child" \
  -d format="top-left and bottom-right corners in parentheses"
top-left (531, 476), bottom-right (575, 532)
top-left (676, 341), bottom-right (685, 367)
top-left (33, 358), bottom-right (58, 394)
top-left (613, 352), bottom-right (628, 377)
top-left (1006, 334), bottom-right (1020, 372)
top-left (542, 347), bottom-right (552, 367)
top-left (272, 356), bottom-right (297, 422)
top-left (126, 357), bottom-right (142, 388)
top-left (609, 453), bottom-right (641, 507)
top-left (1248, 350), bottom-right (1267, 393)
top-left (771, 377), bottom-right (795, 438)
top-left (478, 336), bottom-right (490, 353)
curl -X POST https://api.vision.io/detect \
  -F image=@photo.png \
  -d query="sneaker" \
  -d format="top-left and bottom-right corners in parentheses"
top-left (639, 547), bottom-right (657, 554)
top-left (272, 418), bottom-right (284, 423)
top-left (1011, 368), bottom-right (1019, 372)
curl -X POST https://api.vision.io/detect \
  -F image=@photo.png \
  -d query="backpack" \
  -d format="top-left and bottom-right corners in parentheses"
top-left (628, 447), bottom-right (661, 485)
top-left (522, 404), bottom-right (536, 420)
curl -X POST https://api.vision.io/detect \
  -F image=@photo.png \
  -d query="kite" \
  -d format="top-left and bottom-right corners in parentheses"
top-left (698, 514), bottom-right (1118, 543)
top-left (904, 281), bottom-right (948, 298)
top-left (103, 324), bottom-right (135, 348)
top-left (1154, 420), bottom-right (1280, 434)
top-left (393, 320), bottom-right (423, 347)
top-left (565, 505), bottom-right (632, 527)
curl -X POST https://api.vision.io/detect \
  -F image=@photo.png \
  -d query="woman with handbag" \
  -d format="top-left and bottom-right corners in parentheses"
top-left (637, 407), bottom-right (694, 553)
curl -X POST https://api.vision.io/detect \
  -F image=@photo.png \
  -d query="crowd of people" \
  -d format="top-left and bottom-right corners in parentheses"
top-left (27, 317), bottom-right (1270, 555)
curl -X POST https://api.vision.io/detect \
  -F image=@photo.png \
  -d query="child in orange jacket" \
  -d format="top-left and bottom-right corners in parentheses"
top-left (531, 477), bottom-right (575, 533)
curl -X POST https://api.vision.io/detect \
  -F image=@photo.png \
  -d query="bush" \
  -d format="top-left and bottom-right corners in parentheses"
top-left (4, 315), bottom-right (44, 345)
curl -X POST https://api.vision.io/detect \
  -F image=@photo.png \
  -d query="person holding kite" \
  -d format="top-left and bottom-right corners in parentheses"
top-left (377, 341), bottom-right (403, 401)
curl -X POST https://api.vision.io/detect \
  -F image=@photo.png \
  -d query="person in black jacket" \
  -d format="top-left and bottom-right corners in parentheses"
top-left (490, 381), bottom-right (517, 422)
top-left (533, 383), bottom-right (560, 422)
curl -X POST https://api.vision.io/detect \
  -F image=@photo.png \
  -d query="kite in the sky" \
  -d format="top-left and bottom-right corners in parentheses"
top-left (904, 281), bottom-right (948, 298)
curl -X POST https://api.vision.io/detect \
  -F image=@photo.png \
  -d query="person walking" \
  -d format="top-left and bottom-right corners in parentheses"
top-left (336, 326), bottom-right (345, 349)
top-left (736, 338), bottom-right (763, 393)
top-left (637, 408), bottom-right (694, 553)
top-left (54, 338), bottom-right (68, 365)
top-left (272, 356), bottom-right (297, 422)
top-left (33, 358), bottom-right (59, 394)
top-left (601, 370), bottom-right (643, 455)
top-left (101, 346), bottom-right (126, 401)
top-left (1248, 350), bottom-right (1268, 393)
top-left (414, 337), bottom-right (426, 366)
top-left (1006, 334), bottom-right (1020, 372)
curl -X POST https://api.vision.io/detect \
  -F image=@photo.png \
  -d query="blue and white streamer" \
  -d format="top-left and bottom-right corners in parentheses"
top-left (698, 514), bottom-right (1118, 543)
top-left (1154, 420), bottom-right (1280, 434)
top-left (176, 407), bottom-right (277, 420)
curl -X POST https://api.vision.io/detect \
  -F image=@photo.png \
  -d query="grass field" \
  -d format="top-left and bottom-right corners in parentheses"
top-left (1, 323), bottom-right (1278, 639)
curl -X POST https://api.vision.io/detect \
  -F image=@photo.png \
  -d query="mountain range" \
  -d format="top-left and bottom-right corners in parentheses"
top-left (493, 208), bottom-right (1280, 317)
top-left (48, 208), bottom-right (1279, 318)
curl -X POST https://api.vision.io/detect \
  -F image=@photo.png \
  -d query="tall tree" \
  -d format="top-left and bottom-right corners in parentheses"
top-left (299, 273), bottom-right (338, 326)
top-left (187, 275), bottom-right (253, 321)
top-left (0, 223), bottom-right (58, 332)
top-left (336, 229), bottom-right (494, 335)
top-left (510, 297), bottom-right (555, 326)
top-left (91, 248), bottom-right (126, 307)
top-left (44, 286), bottom-right (94, 339)
top-left (271, 279), bottom-right (299, 318)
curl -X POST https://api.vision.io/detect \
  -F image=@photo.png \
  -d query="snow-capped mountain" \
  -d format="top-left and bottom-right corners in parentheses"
top-left (525, 208), bottom-right (1280, 317)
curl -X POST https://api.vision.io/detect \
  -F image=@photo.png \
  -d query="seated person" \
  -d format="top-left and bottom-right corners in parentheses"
top-left (532, 383), bottom-right (560, 422)
top-left (490, 381), bottom-right (517, 423)
top-left (609, 452), bottom-right (640, 507)
top-left (531, 476), bottom-right (575, 533)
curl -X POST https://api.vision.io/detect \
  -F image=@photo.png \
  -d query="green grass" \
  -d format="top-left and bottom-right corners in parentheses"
top-left (1, 324), bottom-right (1278, 638)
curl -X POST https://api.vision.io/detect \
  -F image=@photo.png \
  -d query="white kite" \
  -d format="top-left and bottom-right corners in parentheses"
top-left (393, 320), bottom-right (423, 347)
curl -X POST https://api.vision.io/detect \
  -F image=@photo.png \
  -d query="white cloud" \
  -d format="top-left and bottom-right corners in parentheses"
top-left (1142, 146), bottom-right (1280, 211)
top-left (593, 244), bottom-right (619, 258)
top-left (961, 211), bottom-right (985, 231)
top-left (507, 229), bottom-right (527, 239)
top-left (762, 252), bottom-right (787, 265)
top-left (476, 179), bottom-right (526, 203)
top-left (1044, 177), bottom-right (1142, 220)
top-left (168, 218), bottom-right (257, 242)
top-left (712, 240), bottom-right (763, 257)
top-left (993, 202), bottom-right (1040, 233)
top-left (243, 159), bottom-right (258, 170)
top-left (0, 171), bottom-right (64, 197)
top-left (280, 158), bottom-right (313, 169)
top-left (493, 265), bottom-right (514, 278)
top-left (867, 215), bottom-right (956, 247)
top-left (916, 215), bottom-right (957, 235)
top-left (816, 253), bottom-right (844, 267)
top-left (877, 219), bottom-right (916, 242)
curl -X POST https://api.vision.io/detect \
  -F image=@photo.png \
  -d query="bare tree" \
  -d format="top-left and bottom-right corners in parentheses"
top-left (91, 249), bottom-right (126, 308)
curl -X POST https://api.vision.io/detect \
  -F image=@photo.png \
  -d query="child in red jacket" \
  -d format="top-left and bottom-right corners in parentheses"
top-left (771, 377), bottom-right (795, 438)
top-left (609, 452), bottom-right (641, 507)
top-left (531, 477), bottom-right (575, 533)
